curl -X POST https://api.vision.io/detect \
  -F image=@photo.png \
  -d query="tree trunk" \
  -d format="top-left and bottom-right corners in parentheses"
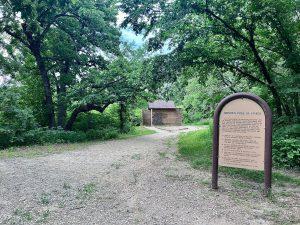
top-left (119, 102), bottom-right (127, 133)
top-left (34, 52), bottom-right (56, 128)
top-left (293, 93), bottom-right (300, 117)
top-left (57, 62), bottom-right (69, 127)
top-left (57, 82), bottom-right (67, 127)
top-left (64, 106), bottom-right (82, 131)
top-left (268, 85), bottom-right (283, 116)
top-left (64, 103), bottom-right (111, 130)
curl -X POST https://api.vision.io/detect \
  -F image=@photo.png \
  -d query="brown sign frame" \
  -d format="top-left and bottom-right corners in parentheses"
top-left (212, 92), bottom-right (272, 195)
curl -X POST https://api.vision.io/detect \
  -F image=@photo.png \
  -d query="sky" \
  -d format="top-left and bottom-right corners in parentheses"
top-left (120, 28), bottom-right (146, 48)
top-left (117, 11), bottom-right (147, 48)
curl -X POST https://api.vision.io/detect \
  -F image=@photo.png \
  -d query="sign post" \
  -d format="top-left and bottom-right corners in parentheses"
top-left (212, 93), bottom-right (272, 195)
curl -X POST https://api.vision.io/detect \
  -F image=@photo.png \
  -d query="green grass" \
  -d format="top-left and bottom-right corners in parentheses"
top-left (40, 193), bottom-right (50, 205)
top-left (13, 209), bottom-right (33, 221)
top-left (178, 128), bottom-right (212, 169)
top-left (76, 183), bottom-right (96, 200)
top-left (158, 151), bottom-right (167, 158)
top-left (118, 126), bottom-right (156, 139)
top-left (178, 128), bottom-right (300, 186)
top-left (0, 126), bottom-right (155, 159)
top-left (185, 119), bottom-right (212, 126)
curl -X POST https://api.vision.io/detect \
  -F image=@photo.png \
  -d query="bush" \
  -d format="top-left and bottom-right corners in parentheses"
top-left (0, 128), bottom-right (89, 148)
top-left (0, 129), bottom-right (13, 148)
top-left (20, 129), bottom-right (87, 145)
top-left (272, 123), bottom-right (300, 168)
top-left (86, 128), bottom-right (119, 140)
top-left (273, 138), bottom-right (300, 168)
top-left (72, 105), bottom-right (119, 132)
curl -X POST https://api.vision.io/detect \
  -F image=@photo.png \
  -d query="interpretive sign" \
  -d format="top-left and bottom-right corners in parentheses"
top-left (212, 93), bottom-right (272, 195)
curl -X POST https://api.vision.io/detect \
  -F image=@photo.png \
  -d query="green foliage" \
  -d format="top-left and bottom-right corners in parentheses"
top-left (0, 88), bottom-right (37, 147)
top-left (121, 0), bottom-right (300, 117)
top-left (21, 129), bottom-right (87, 145)
top-left (131, 108), bottom-right (143, 126)
top-left (0, 127), bottom-right (122, 149)
top-left (0, 129), bottom-right (13, 148)
top-left (182, 76), bottom-right (230, 122)
top-left (85, 129), bottom-right (119, 141)
top-left (72, 105), bottom-right (120, 132)
top-left (273, 138), bottom-right (300, 168)
top-left (272, 124), bottom-right (300, 168)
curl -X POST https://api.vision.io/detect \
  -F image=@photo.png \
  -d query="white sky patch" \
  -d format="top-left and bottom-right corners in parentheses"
top-left (120, 28), bottom-right (145, 48)
top-left (117, 11), bottom-right (127, 26)
top-left (117, 11), bottom-right (172, 54)
top-left (117, 11), bottom-right (147, 48)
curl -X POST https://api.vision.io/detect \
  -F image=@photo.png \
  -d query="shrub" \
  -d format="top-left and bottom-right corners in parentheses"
top-left (0, 128), bottom-right (88, 148)
top-left (0, 129), bottom-right (13, 148)
top-left (38, 129), bottom-right (87, 144)
top-left (72, 105), bottom-right (119, 132)
top-left (272, 123), bottom-right (300, 168)
top-left (86, 128), bottom-right (119, 140)
top-left (273, 138), bottom-right (300, 168)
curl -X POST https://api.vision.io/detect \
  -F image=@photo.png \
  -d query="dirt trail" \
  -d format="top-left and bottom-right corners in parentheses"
top-left (0, 126), bottom-right (298, 224)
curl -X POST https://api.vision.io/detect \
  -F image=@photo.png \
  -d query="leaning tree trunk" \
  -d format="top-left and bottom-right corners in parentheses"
top-left (64, 106), bottom-right (83, 131)
top-left (64, 103), bottom-right (111, 131)
top-left (248, 40), bottom-right (286, 117)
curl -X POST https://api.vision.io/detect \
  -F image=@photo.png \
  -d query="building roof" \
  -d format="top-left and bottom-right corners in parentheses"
top-left (148, 100), bottom-right (177, 109)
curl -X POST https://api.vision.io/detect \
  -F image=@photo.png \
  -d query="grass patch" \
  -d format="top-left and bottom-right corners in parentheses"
top-left (118, 126), bottom-right (156, 139)
top-left (178, 128), bottom-right (300, 186)
top-left (158, 151), bottom-right (167, 158)
top-left (63, 182), bottom-right (71, 189)
top-left (185, 119), bottom-right (212, 126)
top-left (0, 127), bottom-right (155, 159)
top-left (40, 193), bottom-right (50, 205)
top-left (37, 210), bottom-right (50, 223)
top-left (178, 128), bottom-right (212, 169)
top-left (131, 153), bottom-right (141, 160)
top-left (76, 183), bottom-right (96, 200)
top-left (13, 208), bottom-right (33, 221)
top-left (111, 162), bottom-right (122, 169)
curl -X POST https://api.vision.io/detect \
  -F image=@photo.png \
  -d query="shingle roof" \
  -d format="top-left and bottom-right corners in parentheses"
top-left (148, 100), bottom-right (177, 109)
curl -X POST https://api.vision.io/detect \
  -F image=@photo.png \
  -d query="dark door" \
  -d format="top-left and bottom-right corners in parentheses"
top-left (153, 112), bottom-right (163, 125)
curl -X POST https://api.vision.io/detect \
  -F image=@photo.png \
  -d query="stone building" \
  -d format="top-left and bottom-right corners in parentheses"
top-left (142, 100), bottom-right (182, 126)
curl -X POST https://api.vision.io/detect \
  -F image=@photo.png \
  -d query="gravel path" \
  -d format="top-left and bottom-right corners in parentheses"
top-left (0, 126), bottom-right (297, 225)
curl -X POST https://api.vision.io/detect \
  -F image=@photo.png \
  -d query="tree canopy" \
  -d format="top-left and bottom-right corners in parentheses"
top-left (121, 0), bottom-right (300, 117)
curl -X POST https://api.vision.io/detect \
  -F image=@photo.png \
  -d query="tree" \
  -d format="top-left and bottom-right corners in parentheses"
top-left (0, 0), bottom-right (120, 127)
top-left (64, 55), bottom-right (150, 130)
top-left (120, 0), bottom-right (299, 117)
